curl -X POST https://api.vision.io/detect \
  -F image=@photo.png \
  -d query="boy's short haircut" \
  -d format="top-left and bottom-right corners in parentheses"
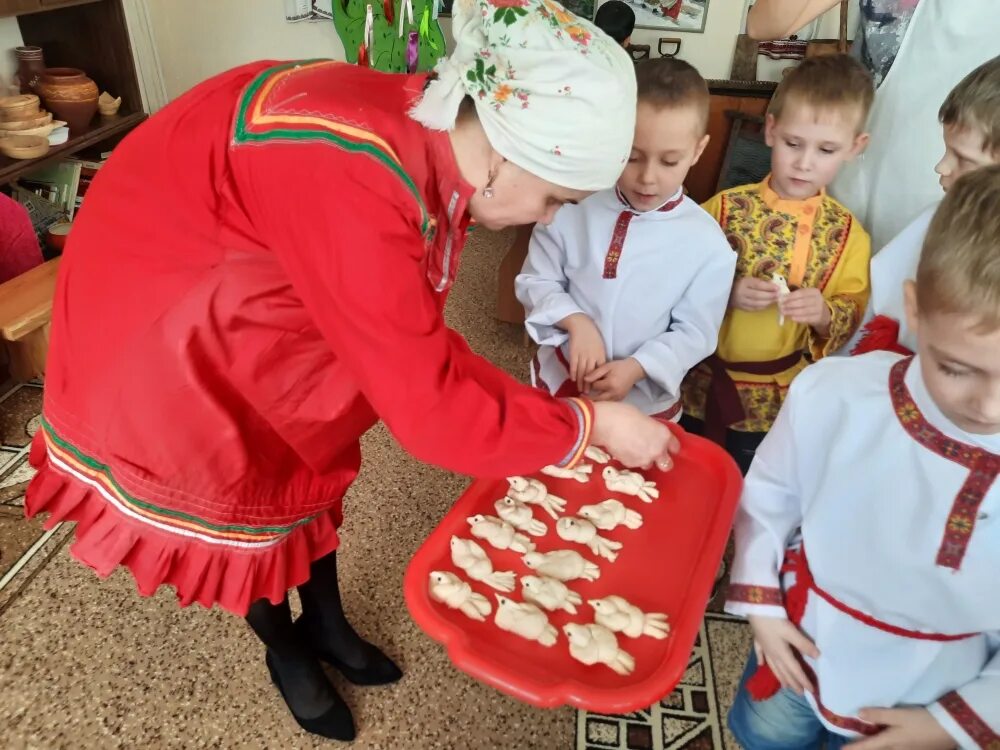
top-left (634, 57), bottom-right (710, 134)
top-left (594, 0), bottom-right (635, 46)
top-left (917, 164), bottom-right (1000, 330)
top-left (939, 55), bottom-right (1000, 156)
top-left (767, 54), bottom-right (874, 132)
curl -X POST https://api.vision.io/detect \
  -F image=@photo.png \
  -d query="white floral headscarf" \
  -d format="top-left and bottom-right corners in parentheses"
top-left (410, 0), bottom-right (636, 192)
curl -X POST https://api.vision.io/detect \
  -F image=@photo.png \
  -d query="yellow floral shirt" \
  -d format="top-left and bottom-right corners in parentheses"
top-left (682, 178), bottom-right (871, 433)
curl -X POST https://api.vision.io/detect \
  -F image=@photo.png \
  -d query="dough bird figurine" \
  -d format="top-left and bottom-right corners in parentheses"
top-left (772, 272), bottom-right (791, 325)
top-left (589, 595), bottom-right (670, 639)
top-left (449, 536), bottom-right (516, 592)
top-left (506, 476), bottom-right (567, 519)
top-left (583, 445), bottom-right (611, 464)
top-left (602, 466), bottom-right (659, 503)
top-left (467, 514), bottom-right (535, 553)
top-left (522, 549), bottom-right (600, 582)
top-left (563, 622), bottom-right (635, 676)
top-left (578, 499), bottom-right (643, 531)
top-left (556, 516), bottom-right (623, 562)
top-left (540, 463), bottom-right (593, 483)
top-left (494, 496), bottom-right (548, 537)
top-left (520, 575), bottom-right (582, 614)
top-left (494, 595), bottom-right (559, 647)
top-left (428, 571), bottom-right (492, 621)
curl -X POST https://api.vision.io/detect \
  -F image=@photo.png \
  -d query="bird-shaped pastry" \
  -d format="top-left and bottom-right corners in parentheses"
top-left (494, 595), bottom-right (558, 647)
top-left (589, 595), bottom-right (670, 639)
top-left (520, 575), bottom-right (582, 615)
top-left (449, 536), bottom-right (516, 592)
top-left (602, 466), bottom-right (659, 503)
top-left (772, 272), bottom-right (791, 325)
top-left (506, 476), bottom-right (567, 519)
top-left (467, 514), bottom-right (535, 554)
top-left (522, 550), bottom-right (600, 582)
top-left (563, 623), bottom-right (635, 676)
top-left (556, 516), bottom-right (622, 562)
top-left (541, 463), bottom-right (593, 483)
top-left (494, 496), bottom-right (548, 537)
top-left (428, 571), bottom-right (492, 621)
top-left (584, 445), bottom-right (612, 464)
top-left (579, 499), bottom-right (643, 531)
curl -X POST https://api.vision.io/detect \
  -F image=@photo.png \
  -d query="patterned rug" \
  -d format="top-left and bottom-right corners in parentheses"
top-left (575, 551), bottom-right (752, 750)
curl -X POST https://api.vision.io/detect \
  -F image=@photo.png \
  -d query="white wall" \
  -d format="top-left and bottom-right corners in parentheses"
top-left (146, 0), bottom-right (346, 99)
top-left (0, 17), bottom-right (25, 98)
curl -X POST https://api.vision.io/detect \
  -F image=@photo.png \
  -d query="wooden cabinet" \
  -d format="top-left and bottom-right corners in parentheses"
top-left (685, 80), bottom-right (774, 204)
top-left (0, 0), bottom-right (99, 16)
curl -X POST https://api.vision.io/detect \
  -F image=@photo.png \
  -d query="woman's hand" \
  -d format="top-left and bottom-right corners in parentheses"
top-left (746, 0), bottom-right (844, 41)
top-left (730, 277), bottom-right (781, 312)
top-left (590, 401), bottom-right (679, 470)
top-left (748, 615), bottom-right (820, 696)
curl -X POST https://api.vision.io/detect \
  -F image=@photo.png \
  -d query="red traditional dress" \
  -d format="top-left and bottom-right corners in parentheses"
top-left (25, 60), bottom-right (594, 616)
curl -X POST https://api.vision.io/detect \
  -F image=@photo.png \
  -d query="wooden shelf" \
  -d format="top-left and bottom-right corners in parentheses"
top-left (0, 111), bottom-right (145, 183)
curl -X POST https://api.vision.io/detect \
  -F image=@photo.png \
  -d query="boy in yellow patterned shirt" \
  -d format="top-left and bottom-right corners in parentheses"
top-left (681, 55), bottom-right (873, 473)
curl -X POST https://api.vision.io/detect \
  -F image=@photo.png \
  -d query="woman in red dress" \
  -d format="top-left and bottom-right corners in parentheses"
top-left (25, 0), bottom-right (675, 740)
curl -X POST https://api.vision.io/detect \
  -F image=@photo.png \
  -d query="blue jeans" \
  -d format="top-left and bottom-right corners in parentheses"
top-left (728, 651), bottom-right (851, 750)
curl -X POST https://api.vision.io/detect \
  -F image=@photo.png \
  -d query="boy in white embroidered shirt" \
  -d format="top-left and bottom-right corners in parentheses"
top-left (727, 167), bottom-right (1000, 749)
top-left (515, 58), bottom-right (735, 420)
top-left (848, 55), bottom-right (1000, 356)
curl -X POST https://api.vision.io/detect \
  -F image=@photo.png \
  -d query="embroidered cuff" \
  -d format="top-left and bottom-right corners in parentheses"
top-left (931, 691), bottom-right (1000, 749)
top-left (557, 397), bottom-right (593, 468)
top-left (811, 297), bottom-right (861, 359)
top-left (727, 584), bottom-right (783, 606)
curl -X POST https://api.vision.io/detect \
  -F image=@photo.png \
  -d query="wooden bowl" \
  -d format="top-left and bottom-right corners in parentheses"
top-left (1, 112), bottom-right (53, 131)
top-left (0, 135), bottom-right (50, 159)
top-left (0, 119), bottom-right (63, 138)
top-left (0, 94), bottom-right (41, 121)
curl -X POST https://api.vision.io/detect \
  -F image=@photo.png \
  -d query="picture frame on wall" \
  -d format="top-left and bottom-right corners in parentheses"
top-left (595, 0), bottom-right (709, 33)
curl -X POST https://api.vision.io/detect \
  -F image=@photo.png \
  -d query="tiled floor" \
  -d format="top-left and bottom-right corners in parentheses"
top-left (0, 229), bottom-right (749, 749)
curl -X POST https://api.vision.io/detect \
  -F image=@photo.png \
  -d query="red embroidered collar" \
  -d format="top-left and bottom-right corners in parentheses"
top-left (890, 357), bottom-right (1000, 570)
top-left (603, 190), bottom-right (685, 279)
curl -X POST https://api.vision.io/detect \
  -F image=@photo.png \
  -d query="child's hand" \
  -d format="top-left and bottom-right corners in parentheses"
top-left (778, 288), bottom-right (831, 334)
top-left (748, 615), bottom-right (819, 696)
top-left (584, 358), bottom-right (645, 402)
top-left (561, 313), bottom-right (607, 392)
top-left (848, 707), bottom-right (956, 749)
top-left (730, 277), bottom-right (781, 311)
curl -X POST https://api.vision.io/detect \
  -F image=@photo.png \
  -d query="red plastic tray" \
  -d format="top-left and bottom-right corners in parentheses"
top-left (403, 425), bottom-right (742, 714)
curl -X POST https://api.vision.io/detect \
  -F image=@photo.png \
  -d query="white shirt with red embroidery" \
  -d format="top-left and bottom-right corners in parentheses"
top-left (727, 351), bottom-right (1000, 747)
top-left (515, 188), bottom-right (735, 416)
top-left (840, 204), bottom-right (936, 355)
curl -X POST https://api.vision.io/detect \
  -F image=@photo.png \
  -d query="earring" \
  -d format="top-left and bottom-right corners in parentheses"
top-left (483, 186), bottom-right (495, 199)
top-left (483, 160), bottom-right (502, 199)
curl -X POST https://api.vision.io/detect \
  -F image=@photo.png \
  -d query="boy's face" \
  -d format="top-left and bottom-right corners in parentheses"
top-left (618, 101), bottom-right (709, 212)
top-left (935, 123), bottom-right (997, 192)
top-left (765, 103), bottom-right (869, 201)
top-left (905, 282), bottom-right (1000, 435)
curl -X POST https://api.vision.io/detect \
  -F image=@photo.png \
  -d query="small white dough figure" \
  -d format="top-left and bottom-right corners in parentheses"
top-left (589, 595), bottom-right (670, 639)
top-left (428, 571), bottom-right (492, 621)
top-left (563, 623), bottom-right (635, 676)
top-left (521, 575), bottom-right (583, 614)
top-left (494, 594), bottom-right (559, 647)
top-left (602, 466), bottom-right (659, 503)
top-left (522, 550), bottom-right (600, 582)
top-left (556, 517), bottom-right (623, 562)
top-left (449, 536), bottom-right (516, 592)
top-left (506, 476), bottom-right (567, 519)
top-left (467, 514), bottom-right (535, 553)
top-left (584, 445), bottom-right (611, 464)
top-left (494, 496), bottom-right (548, 537)
top-left (541, 463), bottom-right (593, 483)
top-left (772, 272), bottom-right (791, 326)
top-left (578, 499), bottom-right (643, 531)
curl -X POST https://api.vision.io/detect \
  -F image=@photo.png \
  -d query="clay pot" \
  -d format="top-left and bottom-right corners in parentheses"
top-left (15, 46), bottom-right (45, 95)
top-left (37, 67), bottom-right (98, 134)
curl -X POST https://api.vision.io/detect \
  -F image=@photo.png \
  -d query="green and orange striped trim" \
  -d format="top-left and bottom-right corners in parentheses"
top-left (41, 419), bottom-right (316, 548)
top-left (232, 60), bottom-right (431, 236)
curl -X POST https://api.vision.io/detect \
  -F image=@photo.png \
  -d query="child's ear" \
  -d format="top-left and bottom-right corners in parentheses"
top-left (764, 113), bottom-right (777, 148)
top-left (691, 133), bottom-right (711, 165)
top-left (849, 131), bottom-right (871, 159)
top-left (903, 279), bottom-right (920, 338)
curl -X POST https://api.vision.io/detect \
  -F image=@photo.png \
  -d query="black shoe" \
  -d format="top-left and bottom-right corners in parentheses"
top-left (294, 617), bottom-right (403, 687)
top-left (265, 650), bottom-right (357, 741)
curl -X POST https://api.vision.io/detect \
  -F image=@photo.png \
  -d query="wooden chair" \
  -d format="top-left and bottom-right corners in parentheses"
top-left (715, 111), bottom-right (771, 194)
top-left (0, 257), bottom-right (60, 383)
